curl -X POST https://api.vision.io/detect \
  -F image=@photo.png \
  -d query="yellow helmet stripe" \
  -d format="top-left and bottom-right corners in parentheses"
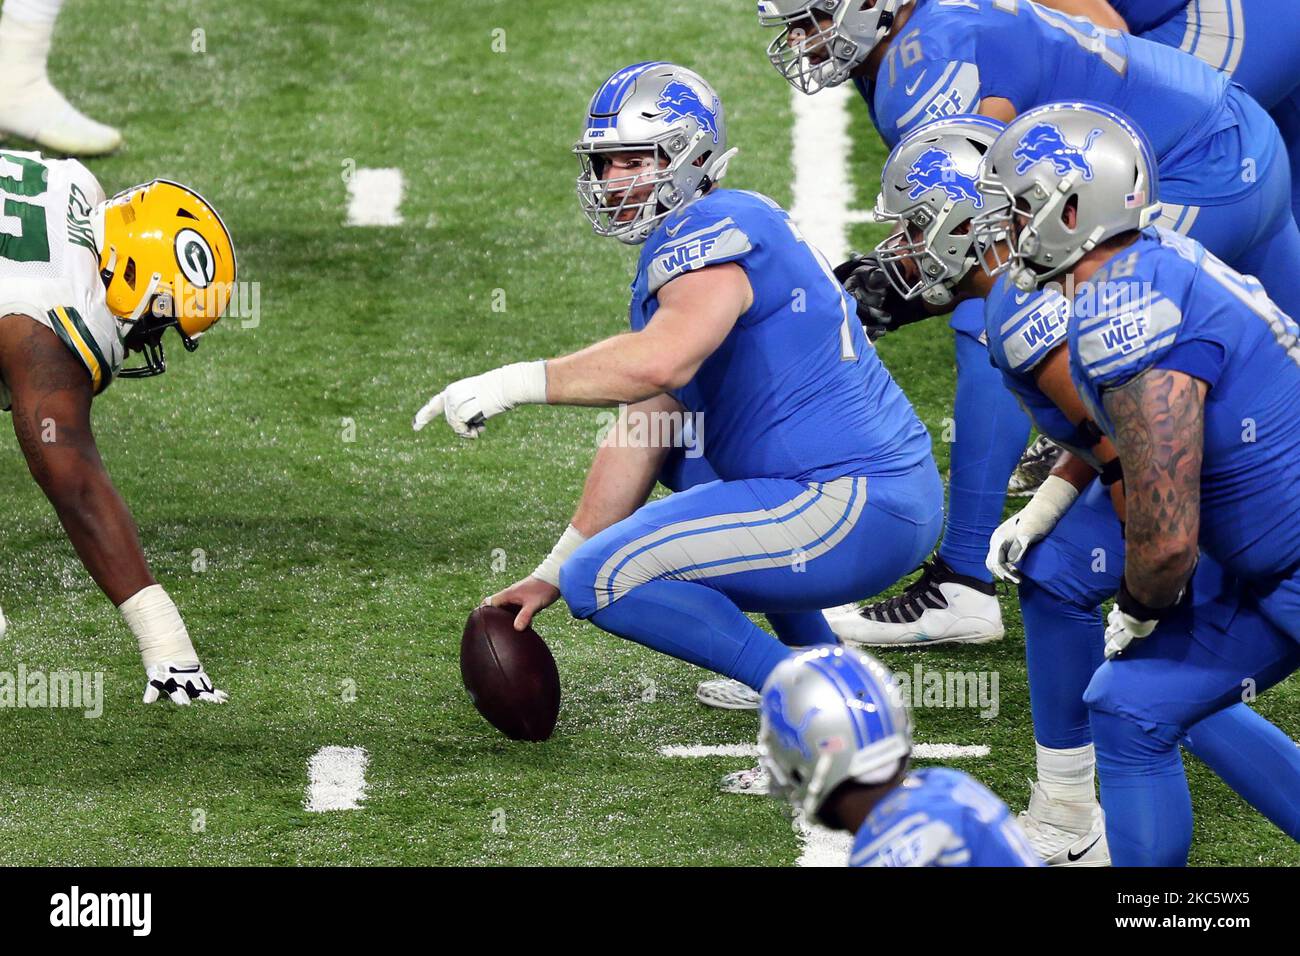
top-left (47, 307), bottom-right (106, 393)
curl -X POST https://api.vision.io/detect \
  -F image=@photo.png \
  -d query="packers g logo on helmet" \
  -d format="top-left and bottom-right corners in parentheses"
top-left (97, 180), bottom-right (236, 377)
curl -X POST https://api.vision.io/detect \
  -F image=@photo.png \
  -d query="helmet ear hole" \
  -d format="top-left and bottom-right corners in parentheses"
top-left (123, 258), bottom-right (137, 290)
top-left (1062, 194), bottom-right (1080, 230)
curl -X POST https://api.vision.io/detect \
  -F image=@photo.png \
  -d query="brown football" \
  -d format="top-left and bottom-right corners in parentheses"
top-left (460, 604), bottom-right (561, 741)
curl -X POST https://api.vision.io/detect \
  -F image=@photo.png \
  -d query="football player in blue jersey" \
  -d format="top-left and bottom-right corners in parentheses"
top-left (1047, 0), bottom-right (1300, 214)
top-left (755, 0), bottom-right (1300, 652)
top-left (974, 101), bottom-right (1300, 865)
top-left (760, 645), bottom-right (1042, 866)
top-left (412, 63), bottom-right (943, 714)
top-left (854, 111), bottom-right (1300, 864)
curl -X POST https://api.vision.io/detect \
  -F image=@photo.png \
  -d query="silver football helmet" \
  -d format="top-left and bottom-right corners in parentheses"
top-left (874, 115), bottom-right (1006, 308)
top-left (757, 0), bottom-right (913, 94)
top-left (759, 646), bottom-right (911, 825)
top-left (573, 62), bottom-right (739, 245)
top-left (971, 102), bottom-right (1163, 291)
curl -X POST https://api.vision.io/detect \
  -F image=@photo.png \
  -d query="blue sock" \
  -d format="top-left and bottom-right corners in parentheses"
top-left (1021, 580), bottom-right (1102, 749)
top-left (938, 321), bottom-right (1032, 581)
top-left (1091, 708), bottom-right (1193, 866)
top-left (1182, 704), bottom-right (1300, 840)
top-left (766, 611), bottom-right (838, 648)
top-left (588, 579), bottom-right (792, 690)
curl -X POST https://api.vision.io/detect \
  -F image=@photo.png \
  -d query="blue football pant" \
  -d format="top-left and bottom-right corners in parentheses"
top-left (1017, 484), bottom-right (1300, 861)
top-left (1084, 558), bottom-right (1300, 865)
top-left (937, 298), bottom-right (1032, 582)
top-left (560, 462), bottom-right (944, 690)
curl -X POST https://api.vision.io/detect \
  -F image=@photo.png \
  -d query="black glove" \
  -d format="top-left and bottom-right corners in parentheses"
top-left (833, 252), bottom-right (936, 339)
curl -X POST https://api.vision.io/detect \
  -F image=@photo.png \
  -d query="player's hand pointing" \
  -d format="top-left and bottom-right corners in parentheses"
top-left (413, 362), bottom-right (549, 439)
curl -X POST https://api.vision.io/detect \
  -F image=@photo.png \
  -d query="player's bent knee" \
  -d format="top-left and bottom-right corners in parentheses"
top-left (558, 543), bottom-right (602, 620)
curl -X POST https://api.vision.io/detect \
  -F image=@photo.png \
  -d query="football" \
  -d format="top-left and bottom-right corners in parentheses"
top-left (460, 605), bottom-right (561, 742)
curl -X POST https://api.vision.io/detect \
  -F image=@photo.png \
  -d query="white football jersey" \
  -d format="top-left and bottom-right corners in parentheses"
top-left (0, 150), bottom-right (125, 409)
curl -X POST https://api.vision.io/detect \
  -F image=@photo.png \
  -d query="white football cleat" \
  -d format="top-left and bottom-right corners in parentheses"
top-left (1018, 781), bottom-right (1110, 867)
top-left (826, 557), bottom-right (1004, 647)
top-left (0, 16), bottom-right (122, 156)
top-left (696, 678), bottom-right (761, 710)
top-left (720, 764), bottom-right (769, 795)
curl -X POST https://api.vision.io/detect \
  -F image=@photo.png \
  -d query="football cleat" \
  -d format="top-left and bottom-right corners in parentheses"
top-left (1007, 435), bottom-right (1064, 497)
top-left (0, 16), bottom-right (122, 157)
top-left (696, 678), bottom-right (761, 710)
top-left (97, 180), bottom-right (237, 377)
top-left (825, 557), bottom-right (1004, 647)
top-left (0, 603), bottom-right (6, 639)
top-left (720, 764), bottom-right (769, 795)
top-left (1018, 781), bottom-right (1110, 867)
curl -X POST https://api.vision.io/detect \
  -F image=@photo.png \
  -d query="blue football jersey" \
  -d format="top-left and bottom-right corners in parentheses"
top-left (855, 0), bottom-right (1273, 204)
top-left (983, 279), bottom-right (1084, 452)
top-left (1070, 228), bottom-right (1300, 580)
top-left (1108, 0), bottom-right (1187, 33)
top-left (629, 189), bottom-right (932, 482)
top-left (850, 767), bottom-right (1042, 867)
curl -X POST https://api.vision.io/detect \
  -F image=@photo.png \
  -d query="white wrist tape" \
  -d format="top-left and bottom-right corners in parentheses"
top-left (119, 584), bottom-right (199, 668)
top-left (482, 361), bottom-right (548, 416)
top-left (532, 524), bottom-right (587, 588)
top-left (1025, 474), bottom-right (1080, 525)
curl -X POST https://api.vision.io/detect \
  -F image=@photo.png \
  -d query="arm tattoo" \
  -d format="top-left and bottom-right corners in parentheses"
top-left (7, 320), bottom-right (99, 489)
top-left (1102, 369), bottom-right (1204, 607)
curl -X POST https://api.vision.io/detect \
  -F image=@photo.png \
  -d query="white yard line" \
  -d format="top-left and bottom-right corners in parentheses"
top-left (661, 740), bottom-right (990, 867)
top-left (789, 83), bottom-right (870, 264)
top-left (305, 745), bottom-right (370, 812)
top-left (345, 168), bottom-right (405, 226)
top-left (659, 742), bottom-right (989, 760)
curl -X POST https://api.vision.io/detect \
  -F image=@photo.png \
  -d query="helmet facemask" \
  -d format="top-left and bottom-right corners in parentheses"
top-left (875, 204), bottom-right (976, 309)
top-left (758, 0), bottom-right (905, 94)
top-left (973, 171), bottom-right (1088, 291)
top-left (576, 141), bottom-right (686, 245)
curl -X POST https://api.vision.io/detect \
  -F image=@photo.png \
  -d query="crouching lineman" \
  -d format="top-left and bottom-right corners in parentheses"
top-left (976, 103), bottom-right (1300, 864)
top-left (413, 62), bottom-right (942, 704)
top-left (852, 109), bottom-right (1300, 864)
top-left (0, 151), bottom-right (234, 703)
top-left (760, 645), bottom-right (1040, 866)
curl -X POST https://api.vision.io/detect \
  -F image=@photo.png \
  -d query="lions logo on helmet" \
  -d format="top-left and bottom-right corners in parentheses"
top-left (905, 147), bottom-right (984, 208)
top-left (96, 180), bottom-right (236, 376)
top-left (1012, 123), bottom-right (1104, 180)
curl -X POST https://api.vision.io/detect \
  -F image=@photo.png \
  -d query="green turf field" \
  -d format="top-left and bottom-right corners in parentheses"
top-left (0, 0), bottom-right (1296, 866)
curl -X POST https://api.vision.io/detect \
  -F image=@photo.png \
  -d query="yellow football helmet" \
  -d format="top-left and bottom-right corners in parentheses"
top-left (97, 180), bottom-right (237, 377)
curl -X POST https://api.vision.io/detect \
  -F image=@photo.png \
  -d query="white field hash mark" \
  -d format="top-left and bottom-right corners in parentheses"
top-left (306, 745), bottom-right (370, 811)
top-left (659, 742), bottom-right (990, 759)
top-left (660, 742), bottom-right (991, 867)
top-left (346, 168), bottom-right (405, 226)
top-left (789, 83), bottom-right (873, 265)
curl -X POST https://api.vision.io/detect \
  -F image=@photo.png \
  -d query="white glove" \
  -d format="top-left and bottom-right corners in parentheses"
top-left (144, 661), bottom-right (228, 705)
top-left (1104, 605), bottom-right (1158, 660)
top-left (986, 474), bottom-right (1080, 583)
top-left (412, 361), bottom-right (548, 439)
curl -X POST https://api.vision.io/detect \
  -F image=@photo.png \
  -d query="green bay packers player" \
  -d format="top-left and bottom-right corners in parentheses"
top-left (0, 150), bottom-right (235, 704)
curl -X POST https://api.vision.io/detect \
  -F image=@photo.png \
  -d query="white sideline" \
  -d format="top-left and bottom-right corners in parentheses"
top-left (306, 745), bottom-right (370, 812)
top-left (346, 168), bottom-right (405, 226)
top-left (659, 742), bottom-right (990, 759)
top-left (789, 83), bottom-right (869, 265)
